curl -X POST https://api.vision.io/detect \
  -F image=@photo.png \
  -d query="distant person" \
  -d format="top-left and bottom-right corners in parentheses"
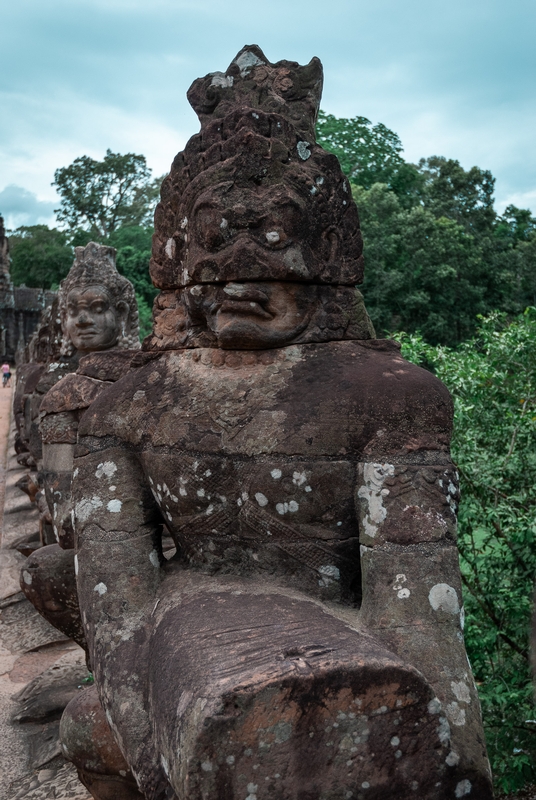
top-left (2, 362), bottom-right (11, 387)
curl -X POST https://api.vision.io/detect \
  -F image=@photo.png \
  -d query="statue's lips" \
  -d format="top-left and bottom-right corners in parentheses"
top-left (217, 299), bottom-right (273, 320)
top-left (74, 329), bottom-right (99, 337)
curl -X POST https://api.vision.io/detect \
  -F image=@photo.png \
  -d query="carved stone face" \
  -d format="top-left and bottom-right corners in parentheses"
top-left (178, 180), bottom-right (338, 286)
top-left (189, 281), bottom-right (316, 348)
top-left (64, 285), bottom-right (126, 353)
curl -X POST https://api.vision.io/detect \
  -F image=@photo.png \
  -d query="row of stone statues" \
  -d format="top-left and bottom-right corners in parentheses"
top-left (13, 45), bottom-right (493, 799)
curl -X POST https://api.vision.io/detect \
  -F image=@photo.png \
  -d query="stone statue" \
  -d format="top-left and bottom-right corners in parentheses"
top-left (13, 297), bottom-right (63, 465)
top-left (20, 242), bottom-right (140, 650)
top-left (63, 46), bottom-right (493, 800)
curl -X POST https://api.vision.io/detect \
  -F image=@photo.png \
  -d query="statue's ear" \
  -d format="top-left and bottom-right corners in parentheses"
top-left (116, 300), bottom-right (129, 325)
top-left (321, 227), bottom-right (340, 264)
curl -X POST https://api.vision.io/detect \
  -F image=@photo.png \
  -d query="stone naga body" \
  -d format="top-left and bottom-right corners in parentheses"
top-left (65, 46), bottom-right (493, 800)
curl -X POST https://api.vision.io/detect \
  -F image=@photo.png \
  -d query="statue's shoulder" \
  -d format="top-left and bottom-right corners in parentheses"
top-left (36, 357), bottom-right (78, 395)
top-left (77, 349), bottom-right (139, 382)
top-left (294, 340), bottom-right (453, 457)
top-left (77, 351), bottom-right (175, 443)
top-left (40, 372), bottom-right (113, 417)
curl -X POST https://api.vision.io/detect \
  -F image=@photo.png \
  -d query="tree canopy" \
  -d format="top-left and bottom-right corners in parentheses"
top-left (8, 225), bottom-right (73, 289)
top-left (52, 149), bottom-right (161, 239)
top-left (316, 113), bottom-right (536, 346)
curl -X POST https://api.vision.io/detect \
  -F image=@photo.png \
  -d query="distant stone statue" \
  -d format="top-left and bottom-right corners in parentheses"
top-left (64, 47), bottom-right (493, 800)
top-left (20, 242), bottom-right (139, 650)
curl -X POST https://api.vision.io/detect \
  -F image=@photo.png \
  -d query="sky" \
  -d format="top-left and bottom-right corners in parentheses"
top-left (1, 0), bottom-right (535, 229)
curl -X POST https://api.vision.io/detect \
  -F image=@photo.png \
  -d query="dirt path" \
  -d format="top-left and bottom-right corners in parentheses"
top-left (0, 380), bottom-right (13, 528)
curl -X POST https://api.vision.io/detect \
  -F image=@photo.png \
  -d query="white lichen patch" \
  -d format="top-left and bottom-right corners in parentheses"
top-left (427, 697), bottom-right (442, 715)
top-left (266, 231), bottom-right (280, 243)
top-left (107, 499), bottom-right (122, 513)
top-left (22, 570), bottom-right (32, 585)
top-left (210, 72), bottom-right (233, 88)
top-left (446, 702), bottom-right (466, 726)
top-left (428, 583), bottom-right (460, 614)
top-left (271, 469), bottom-right (282, 479)
top-left (255, 492), bottom-right (268, 507)
top-left (75, 495), bottom-right (103, 522)
top-left (455, 779), bottom-right (472, 797)
top-left (94, 582), bottom-right (107, 595)
top-left (357, 463), bottom-right (395, 538)
top-left (437, 716), bottom-right (451, 745)
top-left (95, 461), bottom-right (118, 480)
top-left (165, 238), bottom-right (176, 259)
top-left (318, 564), bottom-right (340, 588)
top-left (234, 49), bottom-right (264, 76)
top-left (451, 681), bottom-right (471, 704)
top-left (201, 761), bottom-right (213, 772)
top-left (292, 471), bottom-right (307, 486)
top-left (393, 573), bottom-right (410, 599)
top-left (446, 750), bottom-right (460, 766)
top-left (297, 141), bottom-right (311, 160)
top-left (149, 550), bottom-right (160, 568)
top-left (276, 500), bottom-right (299, 515)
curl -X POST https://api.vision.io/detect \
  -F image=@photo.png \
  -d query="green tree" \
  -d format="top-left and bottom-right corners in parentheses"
top-left (316, 111), bottom-right (422, 202)
top-left (397, 310), bottom-right (536, 793)
top-left (416, 156), bottom-right (496, 235)
top-left (8, 225), bottom-right (73, 288)
top-left (354, 183), bottom-right (499, 345)
top-left (52, 150), bottom-right (159, 238)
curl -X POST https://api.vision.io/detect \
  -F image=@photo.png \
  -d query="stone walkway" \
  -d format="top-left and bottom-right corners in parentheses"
top-left (0, 378), bottom-right (90, 800)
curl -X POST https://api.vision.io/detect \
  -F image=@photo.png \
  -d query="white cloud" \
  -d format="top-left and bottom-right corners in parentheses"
top-left (0, 186), bottom-right (56, 230)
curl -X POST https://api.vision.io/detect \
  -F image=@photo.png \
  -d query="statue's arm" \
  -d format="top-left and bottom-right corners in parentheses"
top-left (72, 440), bottom-right (163, 781)
top-left (41, 411), bottom-right (78, 547)
top-left (73, 442), bottom-right (162, 644)
top-left (355, 458), bottom-right (486, 754)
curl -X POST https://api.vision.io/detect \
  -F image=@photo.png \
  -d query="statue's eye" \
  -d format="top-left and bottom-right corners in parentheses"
top-left (67, 304), bottom-right (78, 316)
top-left (91, 302), bottom-right (107, 313)
top-left (193, 207), bottom-right (229, 251)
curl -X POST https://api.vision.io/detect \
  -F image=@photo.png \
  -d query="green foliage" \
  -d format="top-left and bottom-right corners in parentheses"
top-left (416, 156), bottom-right (496, 235)
top-left (52, 149), bottom-right (160, 238)
top-left (316, 111), bottom-right (536, 347)
top-left (354, 184), bottom-right (497, 345)
top-left (316, 111), bottom-right (422, 201)
top-left (8, 225), bottom-right (73, 288)
top-left (353, 178), bottom-right (536, 346)
top-left (396, 310), bottom-right (536, 793)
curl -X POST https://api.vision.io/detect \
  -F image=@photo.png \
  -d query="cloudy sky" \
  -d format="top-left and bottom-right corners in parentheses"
top-left (1, 0), bottom-right (534, 229)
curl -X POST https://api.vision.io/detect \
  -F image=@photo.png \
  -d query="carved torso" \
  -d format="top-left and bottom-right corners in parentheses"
top-left (79, 340), bottom-right (453, 604)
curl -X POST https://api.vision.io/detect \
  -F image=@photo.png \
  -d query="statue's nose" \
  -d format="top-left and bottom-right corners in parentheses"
top-left (231, 204), bottom-right (263, 230)
top-left (77, 311), bottom-right (91, 325)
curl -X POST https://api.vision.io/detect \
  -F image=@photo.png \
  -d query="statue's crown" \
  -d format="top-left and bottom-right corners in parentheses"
top-left (151, 46), bottom-right (364, 289)
top-left (187, 45), bottom-right (323, 141)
